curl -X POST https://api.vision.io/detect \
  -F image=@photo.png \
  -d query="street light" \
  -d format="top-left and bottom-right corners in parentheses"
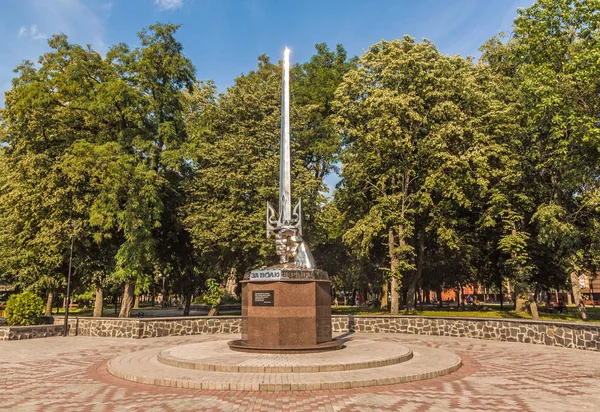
top-left (63, 223), bottom-right (76, 337)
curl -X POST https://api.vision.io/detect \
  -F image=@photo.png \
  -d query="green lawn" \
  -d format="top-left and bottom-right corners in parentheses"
top-left (51, 303), bottom-right (165, 317)
top-left (48, 302), bottom-right (600, 323)
top-left (331, 304), bottom-right (600, 323)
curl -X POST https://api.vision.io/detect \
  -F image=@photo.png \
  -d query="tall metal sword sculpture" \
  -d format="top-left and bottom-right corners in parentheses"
top-left (266, 47), bottom-right (316, 269)
top-left (230, 48), bottom-right (342, 353)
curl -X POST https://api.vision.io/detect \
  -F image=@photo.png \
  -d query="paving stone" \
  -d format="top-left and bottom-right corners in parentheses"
top-left (157, 339), bottom-right (412, 373)
top-left (1, 333), bottom-right (599, 411)
top-left (108, 339), bottom-right (458, 391)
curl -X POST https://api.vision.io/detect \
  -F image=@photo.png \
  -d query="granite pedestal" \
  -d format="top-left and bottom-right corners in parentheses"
top-left (228, 278), bottom-right (343, 353)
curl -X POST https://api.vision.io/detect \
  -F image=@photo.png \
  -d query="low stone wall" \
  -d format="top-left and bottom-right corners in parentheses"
top-left (331, 315), bottom-right (600, 351)
top-left (4, 315), bottom-right (597, 351)
top-left (0, 324), bottom-right (66, 340)
top-left (139, 316), bottom-right (241, 338)
top-left (51, 316), bottom-right (242, 339)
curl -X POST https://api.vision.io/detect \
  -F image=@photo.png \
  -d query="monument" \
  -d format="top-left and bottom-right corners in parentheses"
top-left (106, 49), bottom-right (462, 391)
top-left (228, 48), bottom-right (343, 353)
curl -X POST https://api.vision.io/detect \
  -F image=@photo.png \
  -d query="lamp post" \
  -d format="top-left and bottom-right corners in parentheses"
top-left (63, 223), bottom-right (76, 337)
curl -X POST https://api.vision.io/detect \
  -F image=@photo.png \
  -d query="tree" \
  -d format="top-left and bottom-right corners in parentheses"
top-left (0, 25), bottom-right (192, 319)
top-left (482, 0), bottom-right (600, 319)
top-left (335, 37), bottom-right (490, 313)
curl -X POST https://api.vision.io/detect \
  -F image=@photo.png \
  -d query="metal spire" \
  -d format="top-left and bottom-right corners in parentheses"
top-left (263, 47), bottom-right (315, 269)
top-left (279, 47), bottom-right (291, 226)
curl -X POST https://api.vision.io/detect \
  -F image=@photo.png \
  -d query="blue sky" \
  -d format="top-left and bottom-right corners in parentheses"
top-left (1, 0), bottom-right (535, 101)
top-left (0, 0), bottom-right (535, 188)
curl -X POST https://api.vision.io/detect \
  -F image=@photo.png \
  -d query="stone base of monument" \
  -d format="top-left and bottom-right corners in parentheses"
top-left (107, 336), bottom-right (462, 391)
top-left (227, 338), bottom-right (344, 353)
top-left (231, 277), bottom-right (342, 353)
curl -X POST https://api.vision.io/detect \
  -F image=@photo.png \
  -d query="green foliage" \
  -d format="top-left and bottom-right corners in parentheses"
top-left (1, 1), bottom-right (599, 322)
top-left (201, 278), bottom-right (224, 308)
top-left (5, 292), bottom-right (44, 326)
top-left (335, 36), bottom-right (490, 309)
top-left (73, 289), bottom-right (96, 307)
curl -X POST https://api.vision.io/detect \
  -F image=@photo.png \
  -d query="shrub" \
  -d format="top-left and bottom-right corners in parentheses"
top-left (202, 278), bottom-right (224, 307)
top-left (5, 292), bottom-right (44, 326)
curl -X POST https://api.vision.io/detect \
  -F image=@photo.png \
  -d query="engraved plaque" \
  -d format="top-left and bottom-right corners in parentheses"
top-left (252, 290), bottom-right (274, 306)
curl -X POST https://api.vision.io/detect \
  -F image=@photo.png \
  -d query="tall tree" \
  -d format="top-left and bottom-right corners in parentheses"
top-left (335, 37), bottom-right (491, 313)
top-left (482, 0), bottom-right (600, 319)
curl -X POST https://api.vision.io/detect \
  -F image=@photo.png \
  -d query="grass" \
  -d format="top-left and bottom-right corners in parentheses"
top-left (331, 304), bottom-right (600, 323)
top-left (50, 303), bottom-right (165, 317)
top-left (46, 302), bottom-right (600, 323)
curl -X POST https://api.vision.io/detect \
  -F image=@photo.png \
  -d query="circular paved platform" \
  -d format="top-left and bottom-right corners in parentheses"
top-left (158, 339), bottom-right (413, 372)
top-left (107, 338), bottom-right (461, 391)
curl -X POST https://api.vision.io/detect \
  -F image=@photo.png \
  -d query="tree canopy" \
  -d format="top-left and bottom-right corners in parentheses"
top-left (1, 0), bottom-right (598, 320)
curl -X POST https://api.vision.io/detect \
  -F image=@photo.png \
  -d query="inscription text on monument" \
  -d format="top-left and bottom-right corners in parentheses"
top-left (252, 290), bottom-right (275, 306)
top-left (249, 270), bottom-right (282, 281)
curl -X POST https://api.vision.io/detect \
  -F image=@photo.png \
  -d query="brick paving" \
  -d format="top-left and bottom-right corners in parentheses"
top-left (108, 337), bottom-right (460, 390)
top-left (1, 333), bottom-right (599, 411)
top-left (158, 338), bottom-right (413, 372)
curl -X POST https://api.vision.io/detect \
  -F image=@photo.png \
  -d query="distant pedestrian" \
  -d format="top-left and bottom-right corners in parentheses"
top-left (557, 299), bottom-right (565, 314)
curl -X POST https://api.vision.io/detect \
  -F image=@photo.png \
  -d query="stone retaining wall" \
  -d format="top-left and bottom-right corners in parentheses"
top-left (51, 316), bottom-right (242, 339)
top-left (0, 324), bottom-right (66, 340)
top-left (3, 315), bottom-right (597, 351)
top-left (331, 315), bottom-right (600, 351)
top-left (139, 316), bottom-right (241, 338)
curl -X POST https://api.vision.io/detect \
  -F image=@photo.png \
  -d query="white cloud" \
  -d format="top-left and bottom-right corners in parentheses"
top-left (18, 24), bottom-right (47, 41)
top-left (27, 0), bottom-right (111, 52)
top-left (1, 0), bottom-right (112, 107)
top-left (155, 0), bottom-right (184, 11)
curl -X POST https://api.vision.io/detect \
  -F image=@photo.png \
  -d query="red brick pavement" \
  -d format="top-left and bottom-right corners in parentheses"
top-left (1, 333), bottom-right (599, 411)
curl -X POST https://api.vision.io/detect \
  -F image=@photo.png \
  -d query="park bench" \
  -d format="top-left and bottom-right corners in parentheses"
top-left (544, 302), bottom-right (567, 314)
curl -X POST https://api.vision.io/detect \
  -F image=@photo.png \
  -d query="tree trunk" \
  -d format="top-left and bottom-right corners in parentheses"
top-left (405, 278), bottom-right (416, 311)
top-left (554, 289), bottom-right (559, 303)
top-left (380, 280), bottom-right (389, 310)
top-left (505, 279), bottom-right (512, 296)
top-left (567, 290), bottom-right (573, 305)
top-left (183, 290), bottom-right (192, 316)
top-left (389, 228), bottom-right (399, 315)
top-left (569, 271), bottom-right (588, 320)
top-left (424, 288), bottom-right (430, 304)
top-left (208, 295), bottom-right (221, 317)
top-left (93, 285), bottom-right (103, 317)
top-left (44, 291), bottom-right (53, 316)
top-left (406, 230), bottom-right (425, 311)
top-left (55, 294), bottom-right (60, 314)
top-left (119, 282), bottom-right (135, 318)
top-left (529, 301), bottom-right (539, 320)
top-left (133, 295), bottom-right (140, 309)
top-left (529, 286), bottom-right (540, 320)
top-left (514, 283), bottom-right (528, 313)
top-left (208, 269), bottom-right (231, 316)
top-left (435, 285), bottom-right (443, 308)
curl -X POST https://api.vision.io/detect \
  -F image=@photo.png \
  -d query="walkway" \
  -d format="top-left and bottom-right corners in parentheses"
top-left (1, 333), bottom-right (599, 411)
